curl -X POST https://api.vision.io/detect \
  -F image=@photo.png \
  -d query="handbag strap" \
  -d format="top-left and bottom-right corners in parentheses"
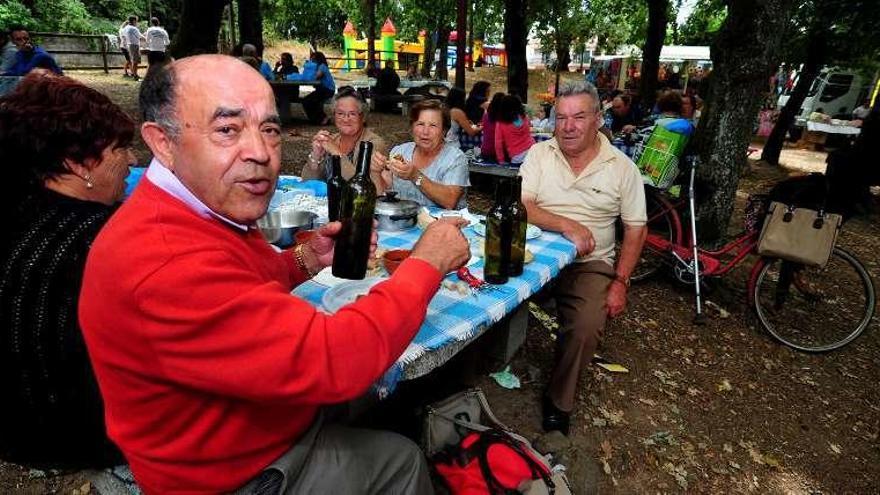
top-left (468, 430), bottom-right (555, 495)
top-left (430, 389), bottom-right (510, 432)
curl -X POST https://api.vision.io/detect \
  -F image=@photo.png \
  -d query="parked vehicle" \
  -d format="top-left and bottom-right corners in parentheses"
top-left (778, 68), bottom-right (873, 126)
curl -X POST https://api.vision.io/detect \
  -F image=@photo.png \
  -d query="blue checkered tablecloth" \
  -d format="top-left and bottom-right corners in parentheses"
top-left (293, 216), bottom-right (577, 395)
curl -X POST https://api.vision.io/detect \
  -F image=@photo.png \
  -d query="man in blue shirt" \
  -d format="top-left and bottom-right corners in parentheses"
top-left (4, 26), bottom-right (63, 76)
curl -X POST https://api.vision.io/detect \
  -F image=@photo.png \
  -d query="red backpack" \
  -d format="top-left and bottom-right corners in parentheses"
top-left (432, 428), bottom-right (556, 495)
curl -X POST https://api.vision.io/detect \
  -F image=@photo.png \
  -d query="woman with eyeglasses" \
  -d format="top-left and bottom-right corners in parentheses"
top-left (375, 99), bottom-right (470, 210)
top-left (303, 87), bottom-right (388, 182)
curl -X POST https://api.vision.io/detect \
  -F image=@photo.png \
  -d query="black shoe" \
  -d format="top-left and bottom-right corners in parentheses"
top-left (542, 396), bottom-right (571, 435)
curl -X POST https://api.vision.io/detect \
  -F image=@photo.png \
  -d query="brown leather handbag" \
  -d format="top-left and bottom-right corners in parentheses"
top-left (757, 202), bottom-right (842, 267)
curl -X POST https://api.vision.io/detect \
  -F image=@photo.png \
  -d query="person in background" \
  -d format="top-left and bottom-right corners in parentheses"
top-left (304, 86), bottom-right (387, 183)
top-left (494, 94), bottom-right (535, 165)
top-left (1, 28), bottom-right (19, 73)
top-left (464, 80), bottom-right (491, 123)
top-left (0, 72), bottom-right (135, 468)
top-left (120, 16), bottom-right (143, 81)
top-left (519, 81), bottom-right (646, 435)
top-left (274, 52), bottom-right (299, 80)
top-left (373, 60), bottom-right (401, 113)
top-left (144, 17), bottom-right (170, 67)
top-left (4, 26), bottom-right (62, 76)
top-left (365, 59), bottom-right (380, 78)
top-left (405, 62), bottom-right (419, 80)
top-left (241, 43), bottom-right (273, 81)
top-left (852, 98), bottom-right (872, 121)
top-left (479, 92), bottom-right (505, 162)
top-left (117, 21), bottom-right (132, 78)
top-left (445, 87), bottom-right (482, 151)
top-left (681, 93), bottom-right (702, 126)
top-left (605, 94), bottom-right (640, 133)
top-left (302, 51), bottom-right (335, 125)
top-left (376, 99), bottom-right (470, 209)
top-left (79, 54), bottom-right (469, 493)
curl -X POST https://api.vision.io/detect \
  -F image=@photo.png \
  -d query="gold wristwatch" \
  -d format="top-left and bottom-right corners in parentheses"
top-left (414, 172), bottom-right (425, 188)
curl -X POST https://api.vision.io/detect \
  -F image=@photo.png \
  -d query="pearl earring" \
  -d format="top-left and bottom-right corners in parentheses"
top-left (84, 173), bottom-right (94, 189)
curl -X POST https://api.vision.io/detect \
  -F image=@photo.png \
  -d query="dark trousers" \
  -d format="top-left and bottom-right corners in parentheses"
top-left (147, 51), bottom-right (166, 66)
top-left (547, 260), bottom-right (615, 412)
top-left (302, 86), bottom-right (334, 124)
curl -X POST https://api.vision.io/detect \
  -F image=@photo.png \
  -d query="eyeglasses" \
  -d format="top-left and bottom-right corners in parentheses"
top-left (334, 111), bottom-right (361, 119)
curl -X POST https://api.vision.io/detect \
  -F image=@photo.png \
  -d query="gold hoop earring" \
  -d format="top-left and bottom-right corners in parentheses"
top-left (84, 173), bottom-right (94, 189)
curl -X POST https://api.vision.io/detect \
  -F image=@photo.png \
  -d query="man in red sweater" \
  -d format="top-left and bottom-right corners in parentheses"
top-left (79, 55), bottom-right (470, 494)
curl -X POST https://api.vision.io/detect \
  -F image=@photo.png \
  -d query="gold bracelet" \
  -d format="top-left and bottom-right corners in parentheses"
top-left (294, 244), bottom-right (319, 277)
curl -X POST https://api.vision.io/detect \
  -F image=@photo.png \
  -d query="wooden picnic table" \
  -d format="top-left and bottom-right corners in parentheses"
top-left (269, 80), bottom-right (321, 124)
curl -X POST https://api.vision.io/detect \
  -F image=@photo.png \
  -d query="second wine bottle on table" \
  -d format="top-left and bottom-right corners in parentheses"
top-left (332, 141), bottom-right (376, 280)
top-left (484, 177), bottom-right (512, 285)
top-left (326, 154), bottom-right (346, 222)
top-left (507, 176), bottom-right (527, 277)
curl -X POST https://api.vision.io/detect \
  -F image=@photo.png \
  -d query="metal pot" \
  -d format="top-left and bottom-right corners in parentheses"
top-left (375, 191), bottom-right (419, 232)
top-left (257, 209), bottom-right (318, 247)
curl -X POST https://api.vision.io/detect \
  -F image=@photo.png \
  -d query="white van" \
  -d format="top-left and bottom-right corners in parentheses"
top-left (778, 68), bottom-right (871, 126)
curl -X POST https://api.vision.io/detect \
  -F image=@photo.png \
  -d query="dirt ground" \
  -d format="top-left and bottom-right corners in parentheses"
top-left (2, 67), bottom-right (878, 494)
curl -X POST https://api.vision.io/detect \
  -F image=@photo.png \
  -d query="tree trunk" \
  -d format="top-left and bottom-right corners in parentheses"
top-left (761, 26), bottom-right (826, 164)
top-left (503, 0), bottom-right (529, 102)
top-left (422, 31), bottom-right (436, 78)
top-left (169, 0), bottom-right (227, 58)
top-left (555, 37), bottom-right (571, 72)
top-left (692, 0), bottom-right (796, 244)
top-left (436, 23), bottom-right (451, 80)
top-left (237, 0), bottom-right (263, 54)
top-left (455, 0), bottom-right (468, 87)
top-left (639, 0), bottom-right (668, 112)
top-left (467, 1), bottom-right (475, 71)
top-left (366, 0), bottom-right (376, 73)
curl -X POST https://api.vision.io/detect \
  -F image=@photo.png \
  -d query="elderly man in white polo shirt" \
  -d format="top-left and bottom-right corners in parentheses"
top-left (519, 80), bottom-right (647, 435)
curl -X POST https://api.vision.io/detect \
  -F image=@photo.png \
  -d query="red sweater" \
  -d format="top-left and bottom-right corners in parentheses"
top-left (494, 117), bottom-right (535, 163)
top-left (79, 179), bottom-right (442, 493)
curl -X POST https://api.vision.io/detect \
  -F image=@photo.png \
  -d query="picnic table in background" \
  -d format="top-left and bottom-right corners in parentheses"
top-left (269, 79), bottom-right (321, 124)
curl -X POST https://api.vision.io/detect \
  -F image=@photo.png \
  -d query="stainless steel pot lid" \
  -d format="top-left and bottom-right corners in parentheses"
top-left (375, 191), bottom-right (419, 217)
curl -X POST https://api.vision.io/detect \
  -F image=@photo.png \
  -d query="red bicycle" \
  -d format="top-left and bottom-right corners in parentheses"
top-left (630, 158), bottom-right (875, 352)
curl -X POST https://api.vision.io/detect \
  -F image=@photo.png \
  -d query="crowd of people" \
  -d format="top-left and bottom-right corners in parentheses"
top-left (0, 43), bottom-right (656, 492)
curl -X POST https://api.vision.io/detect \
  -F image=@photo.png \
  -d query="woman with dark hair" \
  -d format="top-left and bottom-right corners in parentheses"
top-left (274, 52), bottom-right (299, 80)
top-left (493, 94), bottom-right (535, 165)
top-left (479, 91), bottom-right (505, 161)
top-left (444, 86), bottom-right (482, 151)
top-left (0, 72), bottom-right (135, 468)
top-left (465, 80), bottom-right (491, 122)
top-left (302, 51), bottom-right (336, 124)
top-left (378, 99), bottom-right (470, 209)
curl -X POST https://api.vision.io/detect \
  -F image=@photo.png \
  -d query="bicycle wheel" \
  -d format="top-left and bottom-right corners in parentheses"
top-left (627, 189), bottom-right (680, 282)
top-left (752, 247), bottom-right (875, 352)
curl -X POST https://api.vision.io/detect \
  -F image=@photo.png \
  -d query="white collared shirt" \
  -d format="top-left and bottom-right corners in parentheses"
top-left (145, 158), bottom-right (251, 231)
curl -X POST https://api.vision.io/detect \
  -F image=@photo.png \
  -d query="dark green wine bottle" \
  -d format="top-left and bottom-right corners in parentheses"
top-left (507, 176), bottom-right (527, 276)
top-left (332, 141), bottom-right (376, 280)
top-left (484, 178), bottom-right (511, 284)
top-left (326, 155), bottom-right (346, 222)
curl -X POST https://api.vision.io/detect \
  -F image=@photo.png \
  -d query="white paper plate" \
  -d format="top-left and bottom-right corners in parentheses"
top-left (321, 277), bottom-right (387, 313)
top-left (472, 223), bottom-right (542, 240)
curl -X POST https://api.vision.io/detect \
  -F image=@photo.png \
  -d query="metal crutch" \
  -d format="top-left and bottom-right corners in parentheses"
top-left (686, 157), bottom-right (706, 325)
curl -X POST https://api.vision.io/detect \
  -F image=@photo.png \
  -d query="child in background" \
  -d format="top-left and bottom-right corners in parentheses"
top-left (494, 94), bottom-right (535, 165)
